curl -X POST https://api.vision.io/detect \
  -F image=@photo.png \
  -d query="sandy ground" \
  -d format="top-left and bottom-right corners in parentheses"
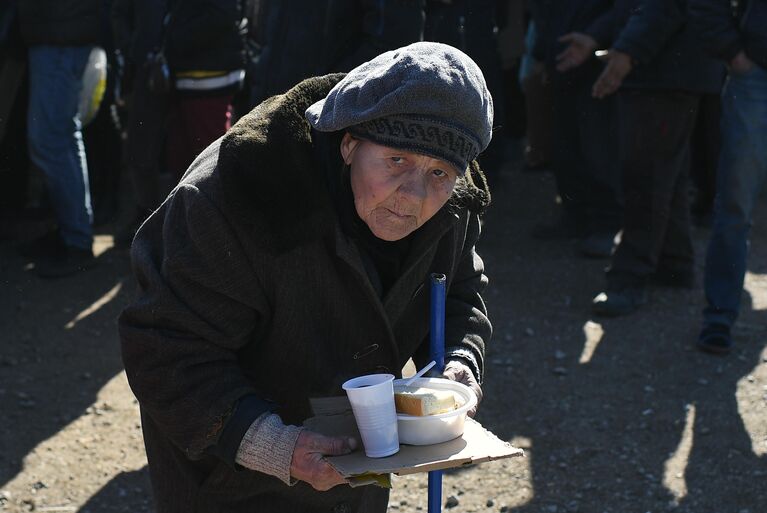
top-left (1, 160), bottom-right (766, 513)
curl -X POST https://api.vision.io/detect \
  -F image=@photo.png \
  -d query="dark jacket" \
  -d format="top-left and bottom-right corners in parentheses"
top-left (690, 0), bottom-right (767, 70)
top-left (165, 0), bottom-right (246, 73)
top-left (111, 0), bottom-right (167, 65)
top-left (119, 74), bottom-right (491, 513)
top-left (18, 0), bottom-right (101, 46)
top-left (609, 0), bottom-right (724, 94)
top-left (528, 0), bottom-right (621, 85)
top-left (248, 0), bottom-right (426, 106)
top-left (529, 0), bottom-right (616, 64)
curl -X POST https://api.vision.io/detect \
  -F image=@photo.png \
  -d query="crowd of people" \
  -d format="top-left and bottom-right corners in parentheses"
top-left (0, 3), bottom-right (764, 338)
top-left (0, 1), bottom-right (764, 350)
top-left (0, 1), bottom-right (766, 508)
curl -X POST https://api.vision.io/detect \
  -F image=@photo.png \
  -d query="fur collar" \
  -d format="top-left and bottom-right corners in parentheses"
top-left (217, 74), bottom-right (490, 252)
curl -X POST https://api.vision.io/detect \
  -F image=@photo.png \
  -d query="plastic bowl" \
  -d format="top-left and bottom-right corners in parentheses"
top-left (393, 377), bottom-right (477, 445)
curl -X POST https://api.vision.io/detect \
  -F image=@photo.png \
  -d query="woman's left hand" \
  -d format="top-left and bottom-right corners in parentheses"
top-left (443, 360), bottom-right (482, 418)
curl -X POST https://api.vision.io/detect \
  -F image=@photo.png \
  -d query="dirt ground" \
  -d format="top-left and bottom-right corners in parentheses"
top-left (1, 156), bottom-right (766, 513)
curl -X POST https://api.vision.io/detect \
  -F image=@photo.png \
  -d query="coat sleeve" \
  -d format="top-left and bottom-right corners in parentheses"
top-left (689, 0), bottom-right (743, 62)
top-left (584, 1), bottom-right (620, 48)
top-left (119, 184), bottom-right (272, 460)
top-left (612, 0), bottom-right (687, 66)
top-left (333, 0), bottom-right (426, 71)
top-left (443, 212), bottom-right (491, 384)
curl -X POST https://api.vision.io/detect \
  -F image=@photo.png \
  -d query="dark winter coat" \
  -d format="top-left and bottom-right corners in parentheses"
top-left (111, 0), bottom-right (168, 65)
top-left (164, 0), bottom-right (246, 74)
top-left (248, 0), bottom-right (426, 106)
top-left (18, 0), bottom-right (101, 46)
top-left (528, 0), bottom-right (616, 64)
top-left (607, 0), bottom-right (725, 94)
top-left (119, 73), bottom-right (491, 513)
top-left (527, 0), bottom-right (621, 86)
top-left (690, 0), bottom-right (767, 70)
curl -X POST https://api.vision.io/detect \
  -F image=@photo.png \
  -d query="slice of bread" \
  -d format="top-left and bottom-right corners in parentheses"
top-left (394, 386), bottom-right (458, 416)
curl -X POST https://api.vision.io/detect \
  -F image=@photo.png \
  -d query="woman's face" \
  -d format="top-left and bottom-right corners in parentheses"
top-left (340, 133), bottom-right (459, 241)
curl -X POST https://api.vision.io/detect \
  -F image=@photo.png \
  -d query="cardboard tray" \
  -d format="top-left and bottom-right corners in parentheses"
top-left (305, 396), bottom-right (524, 481)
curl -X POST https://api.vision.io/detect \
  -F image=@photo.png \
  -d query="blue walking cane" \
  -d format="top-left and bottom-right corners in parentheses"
top-left (428, 273), bottom-right (446, 513)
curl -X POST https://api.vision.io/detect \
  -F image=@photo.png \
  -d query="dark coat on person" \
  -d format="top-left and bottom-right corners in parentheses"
top-left (690, 0), bottom-right (767, 70)
top-left (248, 0), bottom-right (426, 106)
top-left (118, 73), bottom-right (491, 513)
top-left (527, 0), bottom-right (621, 86)
top-left (111, 0), bottom-right (168, 66)
top-left (18, 0), bottom-right (101, 46)
top-left (164, 0), bottom-right (247, 74)
top-left (606, 0), bottom-right (725, 94)
top-left (528, 0), bottom-right (616, 64)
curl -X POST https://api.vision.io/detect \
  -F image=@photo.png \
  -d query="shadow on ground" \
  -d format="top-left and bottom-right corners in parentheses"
top-left (477, 169), bottom-right (767, 513)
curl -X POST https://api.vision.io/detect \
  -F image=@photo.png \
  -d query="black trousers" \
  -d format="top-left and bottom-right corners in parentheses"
top-left (550, 64), bottom-right (623, 236)
top-left (608, 89), bottom-right (700, 287)
top-left (124, 65), bottom-right (170, 213)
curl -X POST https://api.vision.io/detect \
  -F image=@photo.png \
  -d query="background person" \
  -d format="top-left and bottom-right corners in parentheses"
top-left (17, 0), bottom-right (102, 278)
top-left (588, 0), bottom-right (724, 317)
top-left (691, 0), bottom-right (767, 353)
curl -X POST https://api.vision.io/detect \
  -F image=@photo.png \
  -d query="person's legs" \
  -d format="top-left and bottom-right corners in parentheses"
top-left (655, 165), bottom-right (696, 288)
top-left (166, 93), bottom-right (233, 180)
top-left (521, 64), bottom-right (553, 170)
top-left (595, 90), bottom-right (699, 316)
top-left (689, 93), bottom-right (721, 226)
top-left (125, 66), bottom-right (170, 214)
top-left (576, 78), bottom-right (622, 257)
top-left (702, 67), bottom-right (767, 336)
top-left (114, 67), bottom-right (171, 248)
top-left (546, 75), bottom-right (591, 237)
top-left (26, 45), bottom-right (93, 251)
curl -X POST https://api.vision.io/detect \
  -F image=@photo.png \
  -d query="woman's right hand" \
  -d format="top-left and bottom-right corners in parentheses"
top-left (290, 430), bottom-right (357, 491)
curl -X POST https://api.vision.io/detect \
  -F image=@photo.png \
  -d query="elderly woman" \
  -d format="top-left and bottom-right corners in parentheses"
top-left (119, 42), bottom-right (493, 513)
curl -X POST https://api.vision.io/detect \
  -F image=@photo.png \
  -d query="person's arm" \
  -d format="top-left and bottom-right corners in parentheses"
top-left (583, 1), bottom-right (620, 48)
top-left (556, 1), bottom-right (619, 73)
top-left (611, 0), bottom-right (686, 66)
top-left (119, 182), bottom-right (352, 490)
top-left (689, 0), bottom-right (744, 63)
top-left (119, 183), bottom-right (273, 460)
top-left (429, 210), bottom-right (491, 417)
top-left (592, 0), bottom-right (687, 98)
top-left (443, 212), bottom-right (490, 386)
top-left (333, 0), bottom-right (426, 71)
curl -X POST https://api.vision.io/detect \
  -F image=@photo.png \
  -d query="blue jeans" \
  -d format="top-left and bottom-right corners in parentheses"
top-left (703, 65), bottom-right (767, 328)
top-left (27, 45), bottom-right (93, 250)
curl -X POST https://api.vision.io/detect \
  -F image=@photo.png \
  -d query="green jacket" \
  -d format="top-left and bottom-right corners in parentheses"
top-left (119, 73), bottom-right (491, 513)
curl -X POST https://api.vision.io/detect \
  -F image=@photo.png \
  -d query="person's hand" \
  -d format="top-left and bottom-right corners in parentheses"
top-left (730, 51), bottom-right (755, 74)
top-left (556, 32), bottom-right (598, 72)
top-left (592, 49), bottom-right (633, 99)
top-left (290, 430), bottom-right (356, 491)
top-left (442, 360), bottom-right (482, 418)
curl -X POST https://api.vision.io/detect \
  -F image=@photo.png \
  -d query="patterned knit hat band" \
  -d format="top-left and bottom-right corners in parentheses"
top-left (348, 115), bottom-right (480, 173)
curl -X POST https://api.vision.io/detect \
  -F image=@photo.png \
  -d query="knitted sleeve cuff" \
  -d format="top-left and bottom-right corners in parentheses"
top-left (234, 413), bottom-right (304, 486)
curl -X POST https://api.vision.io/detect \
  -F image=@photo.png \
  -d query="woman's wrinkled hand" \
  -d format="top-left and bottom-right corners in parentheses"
top-left (442, 360), bottom-right (483, 418)
top-left (290, 430), bottom-right (357, 491)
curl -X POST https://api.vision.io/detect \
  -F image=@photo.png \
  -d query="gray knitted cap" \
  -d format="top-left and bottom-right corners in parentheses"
top-left (305, 41), bottom-right (494, 173)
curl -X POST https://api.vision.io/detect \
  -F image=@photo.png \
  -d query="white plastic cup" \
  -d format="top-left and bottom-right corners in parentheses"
top-left (342, 373), bottom-right (400, 458)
